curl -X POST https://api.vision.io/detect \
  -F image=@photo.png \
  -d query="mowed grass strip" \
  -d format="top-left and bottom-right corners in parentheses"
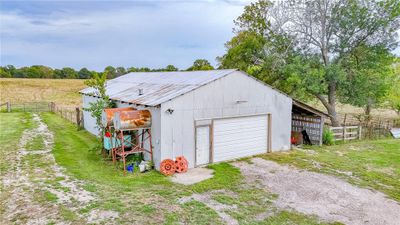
top-left (260, 139), bottom-right (400, 201)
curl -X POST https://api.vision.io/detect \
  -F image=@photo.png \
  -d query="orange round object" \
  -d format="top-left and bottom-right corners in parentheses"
top-left (160, 159), bottom-right (176, 176)
top-left (174, 156), bottom-right (188, 173)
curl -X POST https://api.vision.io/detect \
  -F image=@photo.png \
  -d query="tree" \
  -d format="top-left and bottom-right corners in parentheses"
top-left (165, 65), bottom-right (178, 71)
top-left (115, 67), bottom-right (127, 77)
top-left (187, 59), bottom-right (214, 71)
top-left (104, 66), bottom-right (116, 79)
top-left (388, 58), bottom-right (400, 114)
top-left (339, 45), bottom-right (395, 117)
top-left (0, 67), bottom-right (11, 78)
top-left (60, 67), bottom-right (78, 79)
top-left (84, 72), bottom-right (113, 135)
top-left (222, 0), bottom-right (400, 126)
top-left (78, 68), bottom-right (93, 79)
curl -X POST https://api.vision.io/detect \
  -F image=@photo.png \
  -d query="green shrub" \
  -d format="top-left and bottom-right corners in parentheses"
top-left (322, 128), bottom-right (335, 145)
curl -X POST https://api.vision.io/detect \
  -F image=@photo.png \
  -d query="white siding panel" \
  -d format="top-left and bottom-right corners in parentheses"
top-left (82, 95), bottom-right (100, 136)
top-left (213, 115), bottom-right (267, 162)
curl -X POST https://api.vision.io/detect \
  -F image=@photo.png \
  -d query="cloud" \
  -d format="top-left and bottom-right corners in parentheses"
top-left (0, 1), bottom-right (246, 70)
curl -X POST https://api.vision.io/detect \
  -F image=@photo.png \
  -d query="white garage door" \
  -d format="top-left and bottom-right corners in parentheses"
top-left (213, 115), bottom-right (268, 162)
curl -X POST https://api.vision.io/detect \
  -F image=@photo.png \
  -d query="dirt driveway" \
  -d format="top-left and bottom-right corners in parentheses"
top-left (233, 158), bottom-right (400, 225)
top-left (1, 114), bottom-right (118, 225)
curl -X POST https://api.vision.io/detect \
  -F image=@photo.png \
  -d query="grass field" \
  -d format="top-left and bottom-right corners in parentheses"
top-left (0, 78), bottom-right (86, 106)
top-left (1, 112), bottom-right (333, 224)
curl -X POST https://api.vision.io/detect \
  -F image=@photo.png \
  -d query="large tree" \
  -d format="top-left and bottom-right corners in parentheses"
top-left (220, 0), bottom-right (400, 126)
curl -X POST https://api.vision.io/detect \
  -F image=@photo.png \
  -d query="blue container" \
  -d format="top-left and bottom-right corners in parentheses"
top-left (104, 135), bottom-right (132, 150)
top-left (127, 164), bottom-right (134, 173)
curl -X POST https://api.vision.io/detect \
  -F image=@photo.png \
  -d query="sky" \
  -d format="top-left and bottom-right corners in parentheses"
top-left (0, 0), bottom-right (251, 71)
top-left (0, 0), bottom-right (399, 71)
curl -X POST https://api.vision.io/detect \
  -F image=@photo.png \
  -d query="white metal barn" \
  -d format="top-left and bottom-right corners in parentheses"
top-left (80, 69), bottom-right (292, 169)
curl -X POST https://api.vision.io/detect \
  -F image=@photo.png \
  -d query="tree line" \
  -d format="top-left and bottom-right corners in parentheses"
top-left (0, 59), bottom-right (215, 79)
top-left (217, 0), bottom-right (400, 125)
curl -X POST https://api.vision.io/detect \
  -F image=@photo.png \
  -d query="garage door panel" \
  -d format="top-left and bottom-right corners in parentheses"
top-left (213, 115), bottom-right (268, 162)
top-left (213, 136), bottom-right (266, 147)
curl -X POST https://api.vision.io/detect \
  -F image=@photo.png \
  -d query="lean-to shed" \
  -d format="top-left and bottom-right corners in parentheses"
top-left (80, 69), bottom-right (293, 169)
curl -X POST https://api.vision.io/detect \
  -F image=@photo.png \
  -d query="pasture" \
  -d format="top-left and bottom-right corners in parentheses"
top-left (0, 78), bottom-right (86, 107)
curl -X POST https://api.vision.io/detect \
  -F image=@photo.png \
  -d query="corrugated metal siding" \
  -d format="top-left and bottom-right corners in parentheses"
top-left (80, 69), bottom-right (237, 106)
top-left (160, 71), bottom-right (292, 168)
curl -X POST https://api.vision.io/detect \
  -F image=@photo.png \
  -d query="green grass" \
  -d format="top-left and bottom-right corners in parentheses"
top-left (25, 135), bottom-right (45, 151)
top-left (260, 139), bottom-right (400, 201)
top-left (40, 112), bottom-right (332, 224)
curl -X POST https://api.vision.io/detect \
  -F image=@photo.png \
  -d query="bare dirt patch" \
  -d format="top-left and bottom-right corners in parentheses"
top-left (1, 114), bottom-right (118, 224)
top-left (233, 158), bottom-right (400, 225)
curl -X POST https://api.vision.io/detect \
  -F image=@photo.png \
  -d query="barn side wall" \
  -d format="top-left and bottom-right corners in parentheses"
top-left (160, 71), bottom-right (292, 168)
top-left (82, 95), bottom-right (101, 136)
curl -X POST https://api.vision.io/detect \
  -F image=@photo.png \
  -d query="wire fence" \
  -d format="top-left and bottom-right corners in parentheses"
top-left (0, 101), bottom-right (83, 128)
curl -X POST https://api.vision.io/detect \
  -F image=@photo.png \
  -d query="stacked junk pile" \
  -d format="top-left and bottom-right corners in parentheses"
top-left (102, 107), bottom-right (188, 176)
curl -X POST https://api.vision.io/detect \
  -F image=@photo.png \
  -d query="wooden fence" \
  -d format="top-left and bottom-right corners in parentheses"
top-left (329, 126), bottom-right (362, 142)
top-left (1, 101), bottom-right (83, 128)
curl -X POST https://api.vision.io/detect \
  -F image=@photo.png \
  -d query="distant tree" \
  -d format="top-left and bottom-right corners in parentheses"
top-left (115, 67), bottom-right (127, 77)
top-left (3, 65), bottom-right (17, 77)
top-left (164, 65), bottom-right (178, 71)
top-left (78, 68), bottom-right (92, 79)
top-left (104, 66), bottom-right (116, 79)
top-left (0, 67), bottom-right (11, 78)
top-left (187, 59), bottom-right (214, 71)
top-left (60, 67), bottom-right (78, 79)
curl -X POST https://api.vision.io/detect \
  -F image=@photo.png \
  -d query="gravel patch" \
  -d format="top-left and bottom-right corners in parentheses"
top-left (233, 158), bottom-right (400, 225)
top-left (1, 114), bottom-right (118, 224)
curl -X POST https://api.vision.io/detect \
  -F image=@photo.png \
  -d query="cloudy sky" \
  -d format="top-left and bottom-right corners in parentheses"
top-left (0, 0), bottom-right (399, 71)
top-left (0, 0), bottom-right (251, 71)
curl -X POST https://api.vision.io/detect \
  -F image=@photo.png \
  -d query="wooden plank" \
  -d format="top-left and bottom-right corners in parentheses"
top-left (345, 136), bottom-right (357, 140)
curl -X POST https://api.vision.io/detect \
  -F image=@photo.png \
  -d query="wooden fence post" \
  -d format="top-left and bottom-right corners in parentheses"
top-left (343, 126), bottom-right (346, 142)
top-left (76, 107), bottom-right (81, 129)
top-left (358, 125), bottom-right (362, 140)
top-left (7, 102), bottom-right (11, 112)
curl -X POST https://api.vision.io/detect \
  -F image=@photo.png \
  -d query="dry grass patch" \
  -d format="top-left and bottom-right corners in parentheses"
top-left (0, 78), bottom-right (86, 106)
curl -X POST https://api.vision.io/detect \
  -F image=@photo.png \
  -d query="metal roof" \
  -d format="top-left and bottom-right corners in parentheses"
top-left (292, 100), bottom-right (330, 117)
top-left (80, 69), bottom-right (237, 106)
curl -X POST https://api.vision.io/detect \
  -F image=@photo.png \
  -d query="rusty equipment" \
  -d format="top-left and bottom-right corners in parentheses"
top-left (102, 107), bottom-right (135, 127)
top-left (103, 108), bottom-right (153, 175)
top-left (174, 156), bottom-right (188, 173)
top-left (113, 110), bottom-right (151, 130)
top-left (160, 159), bottom-right (176, 176)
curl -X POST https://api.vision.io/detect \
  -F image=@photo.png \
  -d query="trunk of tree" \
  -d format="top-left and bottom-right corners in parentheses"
top-left (364, 98), bottom-right (373, 123)
top-left (316, 82), bottom-right (341, 127)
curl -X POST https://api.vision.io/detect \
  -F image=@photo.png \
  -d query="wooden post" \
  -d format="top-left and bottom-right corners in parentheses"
top-left (358, 125), bottom-right (362, 140)
top-left (319, 117), bottom-right (324, 146)
top-left (76, 107), bottom-right (81, 129)
top-left (342, 126), bottom-right (346, 142)
top-left (6, 102), bottom-right (11, 113)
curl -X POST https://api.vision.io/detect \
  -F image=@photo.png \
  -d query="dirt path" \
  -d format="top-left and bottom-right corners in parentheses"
top-left (1, 114), bottom-right (118, 225)
top-left (233, 158), bottom-right (400, 225)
